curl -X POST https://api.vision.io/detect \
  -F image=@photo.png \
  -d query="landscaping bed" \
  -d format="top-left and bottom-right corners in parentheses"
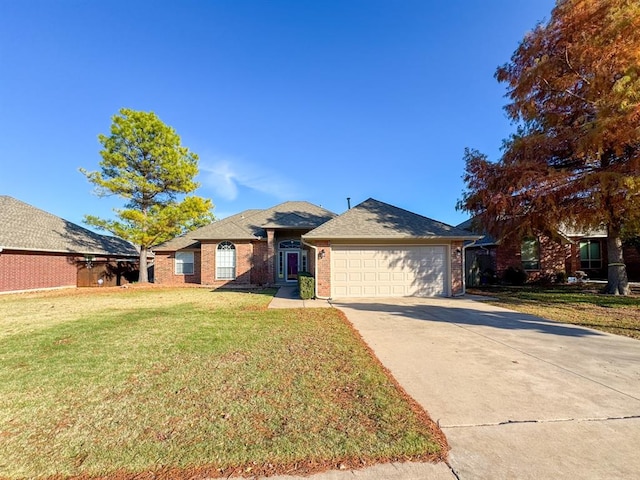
top-left (0, 287), bottom-right (446, 479)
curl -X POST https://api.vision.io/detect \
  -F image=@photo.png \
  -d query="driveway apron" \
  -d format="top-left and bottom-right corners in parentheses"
top-left (331, 296), bottom-right (640, 480)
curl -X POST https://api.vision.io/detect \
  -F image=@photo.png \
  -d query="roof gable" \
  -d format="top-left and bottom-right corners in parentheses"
top-left (304, 198), bottom-right (477, 240)
top-left (0, 196), bottom-right (138, 256)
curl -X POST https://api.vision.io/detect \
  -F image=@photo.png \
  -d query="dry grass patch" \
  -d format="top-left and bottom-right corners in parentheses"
top-left (0, 287), bottom-right (446, 479)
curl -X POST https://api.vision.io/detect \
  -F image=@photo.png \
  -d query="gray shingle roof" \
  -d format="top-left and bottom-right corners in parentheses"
top-left (0, 195), bottom-right (139, 256)
top-left (456, 217), bottom-right (498, 246)
top-left (304, 198), bottom-right (480, 240)
top-left (154, 201), bottom-right (336, 251)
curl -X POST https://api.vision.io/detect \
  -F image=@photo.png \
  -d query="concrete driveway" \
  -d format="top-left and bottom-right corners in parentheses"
top-left (328, 296), bottom-right (640, 479)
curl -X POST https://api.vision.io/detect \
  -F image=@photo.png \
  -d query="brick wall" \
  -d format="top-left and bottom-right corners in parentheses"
top-left (450, 241), bottom-right (463, 295)
top-left (201, 241), bottom-right (254, 287)
top-left (153, 251), bottom-right (201, 285)
top-left (496, 235), bottom-right (566, 282)
top-left (315, 241), bottom-right (331, 297)
top-left (252, 241), bottom-right (270, 285)
top-left (0, 250), bottom-right (77, 292)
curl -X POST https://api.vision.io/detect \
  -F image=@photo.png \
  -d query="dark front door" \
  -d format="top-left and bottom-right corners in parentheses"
top-left (287, 252), bottom-right (299, 281)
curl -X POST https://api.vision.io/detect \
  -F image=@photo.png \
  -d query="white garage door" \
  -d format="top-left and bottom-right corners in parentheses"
top-left (331, 246), bottom-right (447, 298)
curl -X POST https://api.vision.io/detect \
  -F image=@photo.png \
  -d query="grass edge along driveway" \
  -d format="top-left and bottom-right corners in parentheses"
top-left (468, 285), bottom-right (640, 340)
top-left (0, 287), bottom-right (447, 479)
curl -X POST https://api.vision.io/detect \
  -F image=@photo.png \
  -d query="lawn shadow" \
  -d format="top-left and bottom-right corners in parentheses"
top-left (330, 297), bottom-right (605, 338)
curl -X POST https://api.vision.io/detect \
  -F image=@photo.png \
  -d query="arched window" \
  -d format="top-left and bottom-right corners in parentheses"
top-left (279, 240), bottom-right (301, 249)
top-left (216, 241), bottom-right (236, 280)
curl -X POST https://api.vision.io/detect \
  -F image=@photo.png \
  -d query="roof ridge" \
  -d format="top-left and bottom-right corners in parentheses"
top-left (362, 197), bottom-right (460, 230)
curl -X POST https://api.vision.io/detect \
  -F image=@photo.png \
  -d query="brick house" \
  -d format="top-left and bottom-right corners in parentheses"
top-left (458, 218), bottom-right (640, 285)
top-left (153, 198), bottom-right (480, 297)
top-left (0, 196), bottom-right (139, 293)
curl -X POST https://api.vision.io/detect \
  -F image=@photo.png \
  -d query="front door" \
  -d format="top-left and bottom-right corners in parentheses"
top-left (286, 252), bottom-right (299, 281)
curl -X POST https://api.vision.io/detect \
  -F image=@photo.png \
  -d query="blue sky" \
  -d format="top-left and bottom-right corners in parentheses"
top-left (0, 0), bottom-right (556, 231)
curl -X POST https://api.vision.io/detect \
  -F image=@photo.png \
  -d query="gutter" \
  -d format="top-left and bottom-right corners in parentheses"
top-left (300, 237), bottom-right (331, 300)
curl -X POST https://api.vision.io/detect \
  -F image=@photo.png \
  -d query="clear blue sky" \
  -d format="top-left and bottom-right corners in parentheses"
top-left (0, 0), bottom-right (556, 230)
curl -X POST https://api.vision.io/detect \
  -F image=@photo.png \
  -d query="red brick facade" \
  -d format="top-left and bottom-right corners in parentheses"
top-left (154, 240), bottom-right (272, 288)
top-left (153, 251), bottom-right (202, 285)
top-left (495, 235), bottom-right (566, 282)
top-left (313, 241), bottom-right (331, 298)
top-left (450, 241), bottom-right (464, 295)
top-left (0, 250), bottom-right (78, 292)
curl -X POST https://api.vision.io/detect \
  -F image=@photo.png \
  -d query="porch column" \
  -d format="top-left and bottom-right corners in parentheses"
top-left (266, 229), bottom-right (275, 285)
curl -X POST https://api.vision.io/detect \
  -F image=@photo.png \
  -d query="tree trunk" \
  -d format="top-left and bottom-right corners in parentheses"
top-left (604, 230), bottom-right (630, 295)
top-left (138, 247), bottom-right (149, 283)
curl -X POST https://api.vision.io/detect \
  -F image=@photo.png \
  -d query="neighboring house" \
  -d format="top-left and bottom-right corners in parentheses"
top-left (0, 196), bottom-right (139, 293)
top-left (458, 218), bottom-right (640, 285)
top-left (154, 198), bottom-right (480, 298)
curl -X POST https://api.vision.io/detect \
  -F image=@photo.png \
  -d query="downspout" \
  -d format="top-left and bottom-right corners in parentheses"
top-left (301, 237), bottom-right (331, 300)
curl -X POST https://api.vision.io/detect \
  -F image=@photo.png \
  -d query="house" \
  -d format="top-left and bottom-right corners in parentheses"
top-left (0, 196), bottom-right (139, 293)
top-left (458, 218), bottom-right (640, 285)
top-left (153, 198), bottom-right (480, 298)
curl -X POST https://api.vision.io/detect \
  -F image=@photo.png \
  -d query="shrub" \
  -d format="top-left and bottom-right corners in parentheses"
top-left (480, 268), bottom-right (498, 285)
top-left (555, 270), bottom-right (567, 284)
top-left (503, 266), bottom-right (528, 286)
top-left (298, 272), bottom-right (315, 299)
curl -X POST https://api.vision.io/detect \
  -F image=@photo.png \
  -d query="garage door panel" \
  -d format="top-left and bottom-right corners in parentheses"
top-left (378, 272), bottom-right (390, 281)
top-left (332, 246), bottom-right (446, 298)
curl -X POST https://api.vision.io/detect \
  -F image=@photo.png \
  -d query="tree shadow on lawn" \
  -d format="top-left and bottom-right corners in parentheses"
top-left (330, 298), bottom-right (605, 338)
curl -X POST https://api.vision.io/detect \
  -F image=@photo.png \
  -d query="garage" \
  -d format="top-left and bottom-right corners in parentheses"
top-left (331, 245), bottom-right (447, 297)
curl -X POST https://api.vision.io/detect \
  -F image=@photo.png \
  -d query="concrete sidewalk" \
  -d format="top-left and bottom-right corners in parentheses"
top-left (268, 285), bottom-right (333, 309)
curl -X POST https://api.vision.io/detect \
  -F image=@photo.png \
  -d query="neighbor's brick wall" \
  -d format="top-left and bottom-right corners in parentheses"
top-left (496, 235), bottom-right (565, 282)
top-left (0, 250), bottom-right (77, 292)
top-left (315, 241), bottom-right (331, 298)
top-left (153, 251), bottom-right (201, 285)
top-left (450, 241), bottom-right (463, 295)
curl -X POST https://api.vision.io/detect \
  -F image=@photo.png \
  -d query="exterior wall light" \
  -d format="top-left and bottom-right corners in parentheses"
top-left (319, 249), bottom-right (326, 259)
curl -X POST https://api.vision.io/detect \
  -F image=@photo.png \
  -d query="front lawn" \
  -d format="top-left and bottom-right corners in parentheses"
top-left (468, 285), bottom-right (640, 339)
top-left (0, 287), bottom-right (446, 479)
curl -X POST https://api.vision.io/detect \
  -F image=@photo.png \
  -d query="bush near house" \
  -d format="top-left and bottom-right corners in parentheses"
top-left (298, 271), bottom-right (315, 299)
top-left (503, 265), bottom-right (528, 285)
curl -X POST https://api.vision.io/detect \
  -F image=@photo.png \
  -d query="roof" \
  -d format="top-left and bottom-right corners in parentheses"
top-left (154, 201), bottom-right (337, 251)
top-left (0, 195), bottom-right (139, 256)
top-left (303, 198), bottom-right (480, 240)
top-left (456, 217), bottom-right (498, 246)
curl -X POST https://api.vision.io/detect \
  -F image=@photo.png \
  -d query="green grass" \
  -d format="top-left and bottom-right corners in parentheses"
top-left (0, 287), bottom-right (445, 479)
top-left (469, 285), bottom-right (640, 339)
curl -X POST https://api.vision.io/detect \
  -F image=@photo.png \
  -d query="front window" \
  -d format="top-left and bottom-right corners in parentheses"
top-left (175, 251), bottom-right (194, 275)
top-left (216, 241), bottom-right (236, 280)
top-left (580, 240), bottom-right (602, 269)
top-left (521, 238), bottom-right (540, 270)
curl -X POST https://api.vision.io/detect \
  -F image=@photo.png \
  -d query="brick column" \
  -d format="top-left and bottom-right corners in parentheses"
top-left (451, 241), bottom-right (463, 296)
top-left (266, 229), bottom-right (275, 285)
top-left (315, 241), bottom-right (331, 298)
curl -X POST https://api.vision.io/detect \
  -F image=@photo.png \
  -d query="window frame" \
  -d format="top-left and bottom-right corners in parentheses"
top-left (216, 241), bottom-right (237, 280)
top-left (175, 251), bottom-right (194, 275)
top-left (580, 240), bottom-right (602, 269)
top-left (521, 237), bottom-right (540, 270)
